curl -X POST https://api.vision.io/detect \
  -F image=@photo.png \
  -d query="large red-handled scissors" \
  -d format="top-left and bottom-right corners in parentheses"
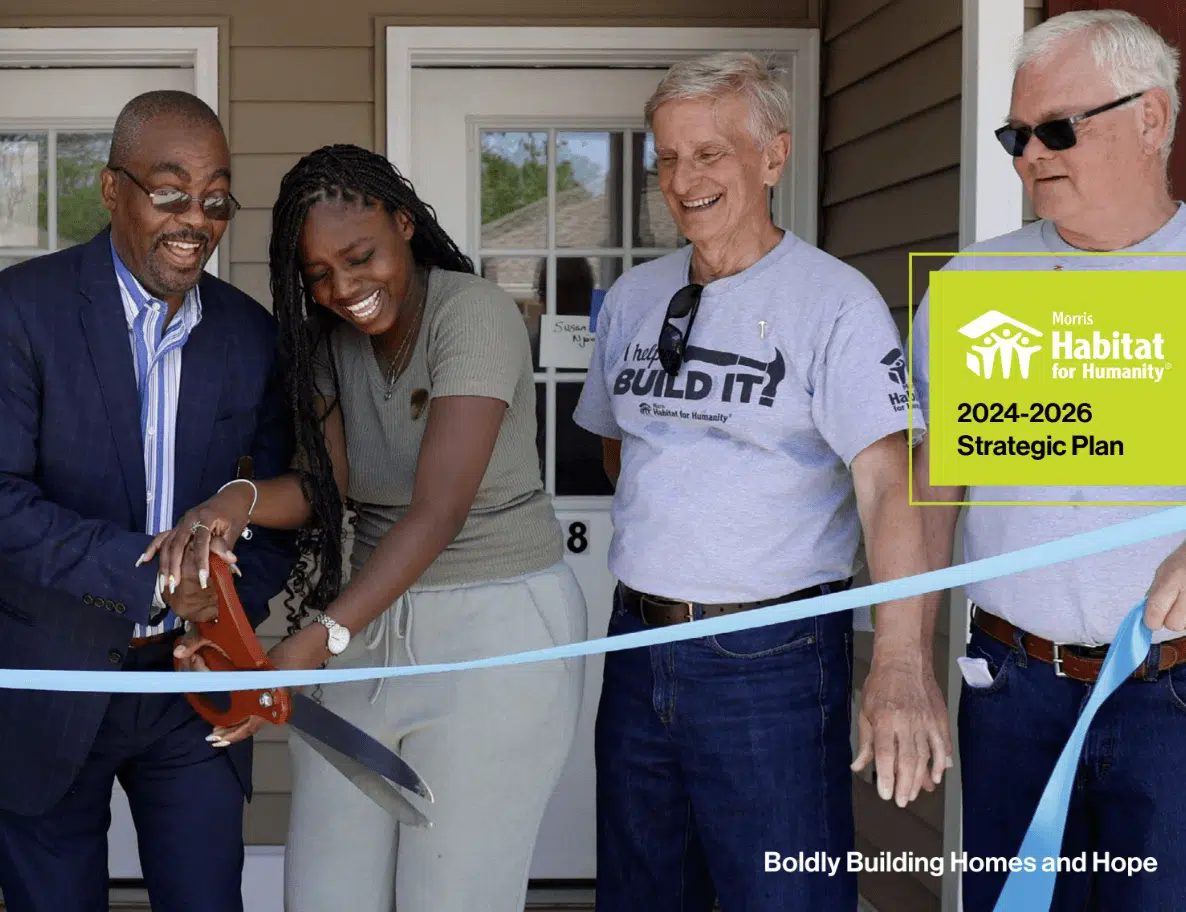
top-left (180, 557), bottom-right (434, 827)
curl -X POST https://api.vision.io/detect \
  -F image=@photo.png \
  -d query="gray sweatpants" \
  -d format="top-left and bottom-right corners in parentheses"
top-left (282, 560), bottom-right (587, 911)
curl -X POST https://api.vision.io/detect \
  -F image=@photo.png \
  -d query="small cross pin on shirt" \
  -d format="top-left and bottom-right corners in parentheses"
top-left (758, 320), bottom-right (768, 339)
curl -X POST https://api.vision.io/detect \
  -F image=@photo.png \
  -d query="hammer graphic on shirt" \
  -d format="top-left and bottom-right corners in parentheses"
top-left (682, 346), bottom-right (787, 406)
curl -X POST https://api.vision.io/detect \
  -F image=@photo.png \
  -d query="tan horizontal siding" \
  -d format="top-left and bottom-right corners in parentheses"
top-left (822, 170), bottom-right (962, 260)
top-left (823, 0), bottom-right (892, 41)
top-left (244, 793), bottom-right (292, 845)
top-left (824, 98), bottom-right (961, 206)
top-left (231, 264), bottom-right (271, 310)
top-left (254, 741), bottom-right (294, 793)
top-left (230, 102), bottom-right (373, 154)
top-left (231, 48), bottom-right (374, 102)
top-left (229, 209), bottom-right (273, 263)
top-left (854, 834), bottom-right (940, 911)
top-left (824, 0), bottom-right (959, 96)
top-left (824, 30), bottom-right (961, 151)
top-left (229, 155), bottom-right (304, 209)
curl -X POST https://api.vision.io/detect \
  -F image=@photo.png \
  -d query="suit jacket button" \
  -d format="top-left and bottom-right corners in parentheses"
top-left (104, 599), bottom-right (115, 611)
top-left (108, 650), bottom-right (122, 665)
top-left (83, 594), bottom-right (94, 605)
top-left (114, 603), bottom-right (127, 614)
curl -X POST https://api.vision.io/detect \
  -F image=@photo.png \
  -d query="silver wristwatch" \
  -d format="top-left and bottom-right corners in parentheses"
top-left (315, 613), bottom-right (351, 655)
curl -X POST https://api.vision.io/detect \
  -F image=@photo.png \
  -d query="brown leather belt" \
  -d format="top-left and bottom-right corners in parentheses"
top-left (618, 579), bottom-right (852, 627)
top-left (972, 606), bottom-right (1186, 684)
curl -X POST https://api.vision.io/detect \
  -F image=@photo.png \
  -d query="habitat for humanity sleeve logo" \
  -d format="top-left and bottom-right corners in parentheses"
top-left (958, 310), bottom-right (1043, 379)
top-left (613, 340), bottom-right (787, 425)
top-left (881, 347), bottom-right (911, 412)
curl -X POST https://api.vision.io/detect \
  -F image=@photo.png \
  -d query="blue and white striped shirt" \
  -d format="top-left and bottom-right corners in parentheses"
top-left (111, 240), bottom-right (203, 637)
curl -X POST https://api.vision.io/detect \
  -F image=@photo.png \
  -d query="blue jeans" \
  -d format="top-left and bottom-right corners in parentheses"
top-left (960, 623), bottom-right (1186, 911)
top-left (594, 589), bottom-right (856, 912)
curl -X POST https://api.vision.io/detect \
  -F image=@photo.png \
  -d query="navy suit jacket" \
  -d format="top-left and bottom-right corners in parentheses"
top-left (0, 229), bottom-right (298, 816)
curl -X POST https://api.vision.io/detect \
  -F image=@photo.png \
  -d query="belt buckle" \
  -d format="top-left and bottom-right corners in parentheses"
top-left (642, 595), bottom-right (695, 624)
top-left (1051, 642), bottom-right (1068, 678)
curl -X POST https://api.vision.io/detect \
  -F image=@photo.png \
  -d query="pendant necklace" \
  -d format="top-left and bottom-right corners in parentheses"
top-left (380, 269), bottom-right (427, 401)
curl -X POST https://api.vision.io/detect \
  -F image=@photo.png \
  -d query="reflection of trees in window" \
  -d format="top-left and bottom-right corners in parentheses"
top-left (481, 134), bottom-right (578, 226)
top-left (57, 133), bottom-right (112, 247)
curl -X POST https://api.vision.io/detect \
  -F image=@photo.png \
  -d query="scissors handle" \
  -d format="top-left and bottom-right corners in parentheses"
top-left (177, 556), bottom-right (293, 728)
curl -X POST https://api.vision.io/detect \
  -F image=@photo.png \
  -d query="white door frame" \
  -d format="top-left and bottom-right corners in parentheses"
top-left (945, 3), bottom-right (1027, 910)
top-left (385, 26), bottom-right (821, 247)
top-left (0, 26), bottom-right (224, 277)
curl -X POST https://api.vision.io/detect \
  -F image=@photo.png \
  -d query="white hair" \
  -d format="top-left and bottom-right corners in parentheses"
top-left (644, 51), bottom-right (791, 145)
top-left (1015, 9), bottom-right (1181, 156)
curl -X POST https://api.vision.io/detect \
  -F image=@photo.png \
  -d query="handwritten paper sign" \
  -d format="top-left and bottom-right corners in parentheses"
top-left (539, 314), bottom-right (597, 369)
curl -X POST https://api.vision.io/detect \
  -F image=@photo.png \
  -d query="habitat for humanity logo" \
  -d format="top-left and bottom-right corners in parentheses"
top-left (958, 310), bottom-right (1043, 379)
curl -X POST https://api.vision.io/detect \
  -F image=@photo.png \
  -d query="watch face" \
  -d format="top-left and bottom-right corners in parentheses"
top-left (327, 625), bottom-right (350, 654)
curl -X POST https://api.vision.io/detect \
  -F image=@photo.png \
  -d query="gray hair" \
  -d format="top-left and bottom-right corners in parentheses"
top-left (644, 51), bottom-right (791, 145)
top-left (1015, 9), bottom-right (1180, 156)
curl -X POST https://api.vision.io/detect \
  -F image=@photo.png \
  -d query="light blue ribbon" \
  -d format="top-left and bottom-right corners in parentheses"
top-left (991, 597), bottom-right (1154, 911)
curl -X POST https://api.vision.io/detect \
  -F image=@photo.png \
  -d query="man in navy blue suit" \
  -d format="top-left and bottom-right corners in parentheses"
top-left (0, 90), bottom-right (297, 911)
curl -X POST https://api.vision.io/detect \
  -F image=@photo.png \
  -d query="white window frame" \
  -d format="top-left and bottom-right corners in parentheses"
top-left (385, 26), bottom-right (821, 248)
top-left (0, 27), bottom-right (223, 277)
top-left (944, 3), bottom-right (1027, 911)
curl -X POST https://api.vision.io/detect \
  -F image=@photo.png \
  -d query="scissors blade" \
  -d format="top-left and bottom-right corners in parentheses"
top-left (288, 692), bottom-right (433, 802)
top-left (290, 728), bottom-right (431, 828)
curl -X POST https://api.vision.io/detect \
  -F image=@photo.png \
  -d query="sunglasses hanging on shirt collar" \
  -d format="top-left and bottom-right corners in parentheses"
top-left (994, 91), bottom-right (1144, 157)
top-left (657, 282), bottom-right (704, 376)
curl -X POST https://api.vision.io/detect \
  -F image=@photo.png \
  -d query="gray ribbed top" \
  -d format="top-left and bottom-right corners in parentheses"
top-left (315, 267), bottom-right (563, 587)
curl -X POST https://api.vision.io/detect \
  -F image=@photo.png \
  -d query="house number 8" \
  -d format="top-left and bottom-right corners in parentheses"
top-left (567, 522), bottom-right (588, 554)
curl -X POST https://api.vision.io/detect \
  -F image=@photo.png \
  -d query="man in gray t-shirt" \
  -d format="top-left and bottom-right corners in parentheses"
top-left (913, 12), bottom-right (1186, 911)
top-left (575, 51), bottom-right (948, 912)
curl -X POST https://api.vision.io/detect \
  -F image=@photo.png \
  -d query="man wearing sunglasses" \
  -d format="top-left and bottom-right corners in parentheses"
top-left (0, 90), bottom-right (296, 910)
top-left (575, 51), bottom-right (949, 911)
top-left (911, 10), bottom-right (1186, 912)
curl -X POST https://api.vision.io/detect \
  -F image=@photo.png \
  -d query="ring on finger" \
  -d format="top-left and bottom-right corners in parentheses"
top-left (191, 520), bottom-right (212, 535)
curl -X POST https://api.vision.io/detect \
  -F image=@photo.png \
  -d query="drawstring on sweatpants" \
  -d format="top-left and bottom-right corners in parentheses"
top-left (365, 591), bottom-right (415, 704)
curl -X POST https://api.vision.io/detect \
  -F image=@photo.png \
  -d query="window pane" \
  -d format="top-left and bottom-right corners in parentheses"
top-left (481, 256), bottom-right (545, 370)
top-left (556, 381), bottom-right (613, 497)
top-left (481, 131), bottom-right (548, 249)
top-left (555, 257), bottom-right (621, 373)
top-left (57, 133), bottom-right (112, 249)
top-left (632, 132), bottom-right (686, 249)
top-left (556, 131), bottom-right (623, 249)
top-left (0, 133), bottom-right (48, 252)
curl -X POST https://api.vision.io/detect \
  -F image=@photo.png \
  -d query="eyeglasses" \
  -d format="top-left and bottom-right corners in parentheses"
top-left (657, 283), bottom-right (704, 376)
top-left (994, 92), bottom-right (1144, 157)
top-left (112, 166), bottom-right (241, 221)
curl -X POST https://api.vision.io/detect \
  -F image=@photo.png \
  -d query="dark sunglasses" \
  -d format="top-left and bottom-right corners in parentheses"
top-left (112, 166), bottom-right (241, 221)
top-left (994, 92), bottom-right (1144, 157)
top-left (657, 283), bottom-right (704, 376)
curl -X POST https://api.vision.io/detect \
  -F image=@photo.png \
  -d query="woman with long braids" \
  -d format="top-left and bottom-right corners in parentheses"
top-left (143, 143), bottom-right (588, 911)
